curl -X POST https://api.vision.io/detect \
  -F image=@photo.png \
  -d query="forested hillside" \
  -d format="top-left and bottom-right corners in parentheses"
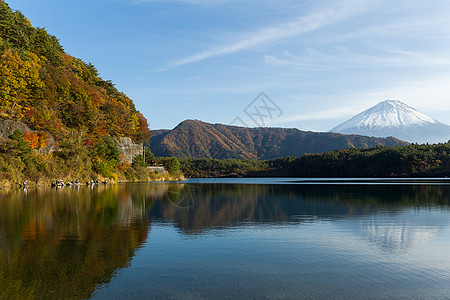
top-left (0, 1), bottom-right (177, 186)
top-left (0, 0), bottom-right (150, 143)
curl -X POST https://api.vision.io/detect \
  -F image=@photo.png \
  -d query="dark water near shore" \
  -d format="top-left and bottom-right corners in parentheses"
top-left (1, 179), bottom-right (450, 299)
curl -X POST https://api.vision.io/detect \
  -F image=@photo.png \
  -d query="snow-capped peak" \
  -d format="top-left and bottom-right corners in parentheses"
top-left (329, 100), bottom-right (450, 143)
top-left (331, 100), bottom-right (438, 131)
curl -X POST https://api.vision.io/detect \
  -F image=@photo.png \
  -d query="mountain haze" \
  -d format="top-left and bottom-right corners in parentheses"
top-left (150, 120), bottom-right (408, 160)
top-left (330, 100), bottom-right (450, 144)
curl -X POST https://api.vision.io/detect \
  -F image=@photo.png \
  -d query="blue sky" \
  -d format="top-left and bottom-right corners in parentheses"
top-left (8, 0), bottom-right (450, 130)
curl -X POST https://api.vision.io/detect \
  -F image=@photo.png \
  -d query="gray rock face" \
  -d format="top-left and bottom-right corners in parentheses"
top-left (0, 118), bottom-right (55, 152)
top-left (116, 137), bottom-right (143, 164)
top-left (0, 118), bottom-right (31, 137)
top-left (1, 118), bottom-right (143, 160)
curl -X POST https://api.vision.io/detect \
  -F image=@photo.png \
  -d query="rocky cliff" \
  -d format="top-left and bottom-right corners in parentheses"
top-left (0, 118), bottom-right (55, 152)
top-left (117, 137), bottom-right (143, 164)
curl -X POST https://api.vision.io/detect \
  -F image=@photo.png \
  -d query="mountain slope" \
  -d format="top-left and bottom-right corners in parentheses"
top-left (150, 120), bottom-right (408, 160)
top-left (0, 1), bottom-right (150, 143)
top-left (330, 100), bottom-right (450, 144)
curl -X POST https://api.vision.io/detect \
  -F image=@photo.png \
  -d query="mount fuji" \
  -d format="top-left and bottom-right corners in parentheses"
top-left (330, 100), bottom-right (450, 144)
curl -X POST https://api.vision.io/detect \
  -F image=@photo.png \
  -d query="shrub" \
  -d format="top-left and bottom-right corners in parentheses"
top-left (163, 157), bottom-right (180, 175)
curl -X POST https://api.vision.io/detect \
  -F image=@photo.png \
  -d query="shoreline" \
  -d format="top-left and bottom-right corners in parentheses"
top-left (4, 176), bottom-right (450, 191)
top-left (0, 172), bottom-right (185, 190)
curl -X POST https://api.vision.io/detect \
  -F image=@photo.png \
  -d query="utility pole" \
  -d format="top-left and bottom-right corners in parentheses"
top-left (143, 144), bottom-right (145, 164)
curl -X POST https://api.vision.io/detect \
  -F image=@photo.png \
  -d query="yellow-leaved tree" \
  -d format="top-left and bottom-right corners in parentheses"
top-left (0, 49), bottom-right (44, 119)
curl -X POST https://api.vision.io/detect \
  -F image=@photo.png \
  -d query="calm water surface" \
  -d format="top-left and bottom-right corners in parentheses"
top-left (1, 179), bottom-right (450, 299)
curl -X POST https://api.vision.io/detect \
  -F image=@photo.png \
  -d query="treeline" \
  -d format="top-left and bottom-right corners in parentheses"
top-left (180, 142), bottom-right (450, 178)
top-left (180, 158), bottom-right (267, 178)
top-left (0, 1), bottom-right (150, 143)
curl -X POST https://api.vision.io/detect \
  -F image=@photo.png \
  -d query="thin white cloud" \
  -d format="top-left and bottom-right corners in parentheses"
top-left (325, 18), bottom-right (450, 44)
top-left (264, 47), bottom-right (450, 72)
top-left (380, 48), bottom-right (450, 66)
top-left (259, 3), bottom-right (450, 71)
top-left (168, 0), bottom-right (371, 67)
top-left (276, 105), bottom-right (364, 124)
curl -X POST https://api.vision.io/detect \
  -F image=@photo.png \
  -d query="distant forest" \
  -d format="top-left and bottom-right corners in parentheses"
top-left (180, 142), bottom-right (450, 178)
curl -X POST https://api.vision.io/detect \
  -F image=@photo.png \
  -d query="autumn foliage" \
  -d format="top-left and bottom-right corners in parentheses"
top-left (0, 0), bottom-right (151, 143)
top-left (24, 131), bottom-right (49, 149)
top-left (0, 1), bottom-right (162, 186)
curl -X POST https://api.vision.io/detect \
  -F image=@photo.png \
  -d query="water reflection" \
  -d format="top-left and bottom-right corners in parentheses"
top-left (0, 182), bottom-right (449, 299)
top-left (352, 210), bottom-right (447, 253)
top-left (148, 183), bottom-right (450, 234)
top-left (0, 185), bottom-right (150, 299)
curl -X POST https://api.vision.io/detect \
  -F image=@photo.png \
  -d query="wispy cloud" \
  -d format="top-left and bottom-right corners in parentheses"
top-left (168, 0), bottom-right (370, 67)
top-left (380, 48), bottom-right (450, 66)
top-left (264, 43), bottom-right (450, 73)
top-left (276, 105), bottom-right (364, 124)
top-left (259, 2), bottom-right (450, 72)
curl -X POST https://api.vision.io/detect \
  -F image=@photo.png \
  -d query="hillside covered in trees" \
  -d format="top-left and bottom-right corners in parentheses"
top-left (180, 142), bottom-right (450, 178)
top-left (0, 1), bottom-right (185, 186)
top-left (150, 119), bottom-right (408, 160)
top-left (0, 0), bottom-right (150, 143)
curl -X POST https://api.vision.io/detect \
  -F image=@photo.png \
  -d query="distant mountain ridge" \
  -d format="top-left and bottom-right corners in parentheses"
top-left (330, 100), bottom-right (450, 144)
top-left (150, 120), bottom-right (408, 160)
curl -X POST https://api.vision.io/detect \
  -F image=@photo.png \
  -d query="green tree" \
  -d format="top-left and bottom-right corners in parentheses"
top-left (132, 154), bottom-right (146, 168)
top-left (163, 157), bottom-right (180, 175)
top-left (92, 136), bottom-right (120, 178)
top-left (8, 129), bottom-right (32, 157)
top-left (94, 136), bottom-right (120, 163)
top-left (144, 147), bottom-right (154, 164)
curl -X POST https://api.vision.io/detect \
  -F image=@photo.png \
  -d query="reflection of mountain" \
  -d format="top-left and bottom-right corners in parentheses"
top-left (149, 183), bottom-right (450, 255)
top-left (1, 183), bottom-right (449, 298)
top-left (0, 185), bottom-right (150, 299)
top-left (354, 212), bottom-right (446, 253)
top-left (148, 184), bottom-right (450, 234)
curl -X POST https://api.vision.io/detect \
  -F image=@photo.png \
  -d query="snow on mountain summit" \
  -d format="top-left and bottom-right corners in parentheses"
top-left (332, 100), bottom-right (437, 131)
top-left (330, 100), bottom-right (450, 143)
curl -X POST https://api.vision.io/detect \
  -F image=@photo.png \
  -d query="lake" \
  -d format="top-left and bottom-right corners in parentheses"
top-left (1, 179), bottom-right (450, 299)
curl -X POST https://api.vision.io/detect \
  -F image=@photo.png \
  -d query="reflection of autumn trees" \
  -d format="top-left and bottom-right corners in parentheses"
top-left (0, 183), bottom-right (449, 298)
top-left (0, 185), bottom-right (150, 299)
